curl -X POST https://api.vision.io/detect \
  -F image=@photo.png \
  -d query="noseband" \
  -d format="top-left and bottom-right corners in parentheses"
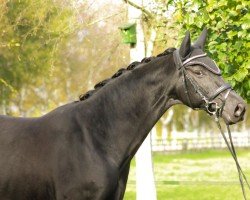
top-left (173, 49), bottom-right (231, 117)
top-left (173, 49), bottom-right (250, 199)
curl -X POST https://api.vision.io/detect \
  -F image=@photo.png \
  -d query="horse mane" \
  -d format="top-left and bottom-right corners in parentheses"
top-left (79, 47), bottom-right (176, 101)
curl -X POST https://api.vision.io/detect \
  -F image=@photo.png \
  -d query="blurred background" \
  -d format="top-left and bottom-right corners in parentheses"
top-left (0, 0), bottom-right (249, 199)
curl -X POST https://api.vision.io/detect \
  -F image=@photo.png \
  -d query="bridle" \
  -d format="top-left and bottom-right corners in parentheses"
top-left (173, 49), bottom-right (250, 200)
top-left (173, 49), bottom-right (231, 117)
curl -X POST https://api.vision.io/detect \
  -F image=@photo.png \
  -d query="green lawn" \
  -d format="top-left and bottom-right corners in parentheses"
top-left (124, 149), bottom-right (250, 200)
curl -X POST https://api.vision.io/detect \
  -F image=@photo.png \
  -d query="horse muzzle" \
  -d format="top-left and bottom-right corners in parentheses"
top-left (221, 91), bottom-right (247, 125)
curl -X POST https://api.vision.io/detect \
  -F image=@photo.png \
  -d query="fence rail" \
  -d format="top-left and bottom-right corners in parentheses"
top-left (128, 180), bottom-right (240, 185)
top-left (152, 132), bottom-right (250, 151)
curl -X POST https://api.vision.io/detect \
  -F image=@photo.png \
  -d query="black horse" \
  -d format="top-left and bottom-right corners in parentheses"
top-left (0, 29), bottom-right (246, 200)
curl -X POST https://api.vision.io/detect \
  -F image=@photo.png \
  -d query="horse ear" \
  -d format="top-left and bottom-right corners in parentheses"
top-left (193, 27), bottom-right (207, 50)
top-left (179, 31), bottom-right (191, 58)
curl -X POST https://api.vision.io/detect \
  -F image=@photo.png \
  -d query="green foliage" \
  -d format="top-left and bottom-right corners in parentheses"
top-left (0, 0), bottom-right (78, 104)
top-left (171, 0), bottom-right (250, 102)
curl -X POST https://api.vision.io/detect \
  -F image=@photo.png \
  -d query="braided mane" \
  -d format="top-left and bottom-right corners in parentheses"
top-left (79, 47), bottom-right (176, 101)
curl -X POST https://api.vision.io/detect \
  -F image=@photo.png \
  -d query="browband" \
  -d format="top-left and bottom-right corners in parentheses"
top-left (182, 53), bottom-right (207, 65)
top-left (173, 49), bottom-right (221, 75)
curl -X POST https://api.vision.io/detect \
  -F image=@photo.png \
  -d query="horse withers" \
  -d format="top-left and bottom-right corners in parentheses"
top-left (0, 28), bottom-right (246, 199)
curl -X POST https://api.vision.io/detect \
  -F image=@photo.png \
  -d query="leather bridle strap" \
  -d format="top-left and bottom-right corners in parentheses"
top-left (208, 83), bottom-right (231, 101)
top-left (181, 67), bottom-right (193, 108)
top-left (173, 50), bottom-right (209, 108)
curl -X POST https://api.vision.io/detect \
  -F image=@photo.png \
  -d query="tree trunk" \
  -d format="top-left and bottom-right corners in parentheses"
top-left (127, 1), bottom-right (157, 199)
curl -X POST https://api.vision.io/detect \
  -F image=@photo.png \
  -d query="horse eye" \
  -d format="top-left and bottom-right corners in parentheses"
top-left (194, 70), bottom-right (203, 76)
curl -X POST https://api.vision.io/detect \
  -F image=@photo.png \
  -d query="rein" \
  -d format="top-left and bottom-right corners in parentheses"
top-left (173, 49), bottom-right (250, 199)
top-left (216, 118), bottom-right (250, 200)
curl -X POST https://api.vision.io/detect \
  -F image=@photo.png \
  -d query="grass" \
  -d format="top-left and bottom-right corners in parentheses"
top-left (124, 149), bottom-right (250, 200)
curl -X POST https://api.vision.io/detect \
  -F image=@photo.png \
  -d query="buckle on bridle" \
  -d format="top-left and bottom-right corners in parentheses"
top-left (205, 101), bottom-right (220, 116)
top-left (205, 87), bottom-right (231, 117)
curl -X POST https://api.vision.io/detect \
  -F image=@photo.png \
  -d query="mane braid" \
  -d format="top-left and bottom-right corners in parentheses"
top-left (79, 47), bottom-right (176, 101)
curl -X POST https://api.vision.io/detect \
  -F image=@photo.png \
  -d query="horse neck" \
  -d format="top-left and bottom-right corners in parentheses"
top-left (77, 54), bottom-right (179, 168)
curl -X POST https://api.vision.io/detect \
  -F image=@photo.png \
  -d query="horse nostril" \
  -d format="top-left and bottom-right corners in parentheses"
top-left (234, 103), bottom-right (246, 118)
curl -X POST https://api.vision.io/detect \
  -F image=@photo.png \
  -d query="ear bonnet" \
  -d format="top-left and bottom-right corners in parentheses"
top-left (183, 48), bottom-right (221, 75)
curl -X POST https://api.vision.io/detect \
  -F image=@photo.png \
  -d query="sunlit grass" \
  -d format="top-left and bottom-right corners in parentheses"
top-left (124, 149), bottom-right (250, 200)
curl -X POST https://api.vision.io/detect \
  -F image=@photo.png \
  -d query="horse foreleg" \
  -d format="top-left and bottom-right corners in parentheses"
top-left (112, 162), bottom-right (131, 200)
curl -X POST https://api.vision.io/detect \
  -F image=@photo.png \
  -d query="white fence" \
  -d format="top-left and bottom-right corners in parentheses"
top-left (152, 131), bottom-right (250, 151)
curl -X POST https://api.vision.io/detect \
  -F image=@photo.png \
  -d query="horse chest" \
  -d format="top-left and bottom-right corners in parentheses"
top-left (54, 153), bottom-right (119, 200)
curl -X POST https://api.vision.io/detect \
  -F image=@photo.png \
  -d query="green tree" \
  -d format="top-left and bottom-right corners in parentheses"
top-left (171, 0), bottom-right (250, 102)
top-left (1, 0), bottom-right (127, 116)
top-left (0, 0), bottom-right (78, 109)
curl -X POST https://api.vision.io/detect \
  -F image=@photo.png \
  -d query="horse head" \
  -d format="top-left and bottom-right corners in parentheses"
top-left (174, 28), bottom-right (246, 125)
